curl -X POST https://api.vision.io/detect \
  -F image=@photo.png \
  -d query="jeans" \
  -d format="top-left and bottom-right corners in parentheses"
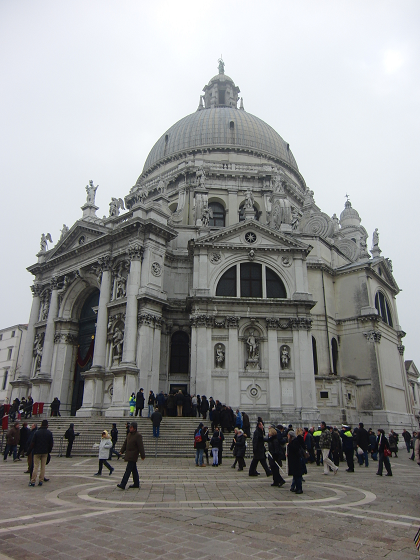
top-left (153, 425), bottom-right (160, 438)
top-left (120, 461), bottom-right (139, 488)
top-left (31, 453), bottom-right (48, 483)
top-left (3, 444), bottom-right (18, 461)
top-left (212, 448), bottom-right (219, 465)
top-left (98, 459), bottom-right (113, 474)
top-left (291, 476), bottom-right (302, 492)
top-left (195, 448), bottom-right (204, 466)
top-left (377, 452), bottom-right (392, 476)
top-left (360, 450), bottom-right (369, 466)
top-left (148, 405), bottom-right (154, 417)
top-left (405, 440), bottom-right (411, 453)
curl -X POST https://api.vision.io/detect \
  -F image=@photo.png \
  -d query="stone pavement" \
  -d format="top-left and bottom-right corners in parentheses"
top-left (0, 451), bottom-right (419, 560)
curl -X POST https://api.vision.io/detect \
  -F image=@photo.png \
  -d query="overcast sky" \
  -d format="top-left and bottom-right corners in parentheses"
top-left (1, 0), bottom-right (419, 367)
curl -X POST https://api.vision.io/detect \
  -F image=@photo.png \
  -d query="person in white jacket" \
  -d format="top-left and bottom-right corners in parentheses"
top-left (94, 431), bottom-right (114, 476)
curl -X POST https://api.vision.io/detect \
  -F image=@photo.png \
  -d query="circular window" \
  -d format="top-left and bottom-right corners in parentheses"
top-left (250, 387), bottom-right (258, 397)
top-left (245, 232), bottom-right (257, 244)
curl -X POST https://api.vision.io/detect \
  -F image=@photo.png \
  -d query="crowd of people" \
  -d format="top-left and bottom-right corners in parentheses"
top-left (2, 407), bottom-right (419, 493)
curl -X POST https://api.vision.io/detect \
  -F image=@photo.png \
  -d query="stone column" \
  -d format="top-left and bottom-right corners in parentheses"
top-left (267, 321), bottom-right (281, 416)
top-left (295, 324), bottom-right (318, 424)
top-left (19, 285), bottom-right (42, 379)
top-left (121, 244), bottom-right (143, 365)
top-left (227, 316), bottom-right (240, 409)
top-left (228, 189), bottom-right (238, 226)
top-left (191, 314), bottom-right (212, 397)
top-left (91, 255), bottom-right (112, 369)
top-left (40, 278), bottom-right (59, 377)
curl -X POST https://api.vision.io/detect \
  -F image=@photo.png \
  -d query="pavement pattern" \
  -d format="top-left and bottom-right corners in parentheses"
top-left (0, 450), bottom-right (419, 560)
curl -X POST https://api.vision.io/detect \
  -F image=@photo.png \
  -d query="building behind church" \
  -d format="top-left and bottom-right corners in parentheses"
top-left (10, 62), bottom-right (419, 429)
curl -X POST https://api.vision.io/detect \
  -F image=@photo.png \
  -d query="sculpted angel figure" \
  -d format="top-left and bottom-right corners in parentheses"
top-left (109, 197), bottom-right (125, 217)
top-left (40, 233), bottom-right (53, 252)
top-left (86, 180), bottom-right (98, 204)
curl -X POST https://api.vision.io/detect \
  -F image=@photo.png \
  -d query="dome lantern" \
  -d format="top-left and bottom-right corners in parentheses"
top-left (201, 59), bottom-right (241, 109)
top-left (340, 196), bottom-right (361, 228)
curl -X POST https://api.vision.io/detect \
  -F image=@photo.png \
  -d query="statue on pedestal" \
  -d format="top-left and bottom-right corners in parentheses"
top-left (372, 228), bottom-right (379, 248)
top-left (112, 327), bottom-right (124, 364)
top-left (245, 329), bottom-right (260, 370)
top-left (244, 187), bottom-right (254, 209)
top-left (109, 197), bottom-right (125, 217)
top-left (215, 344), bottom-right (225, 367)
top-left (40, 233), bottom-right (53, 252)
top-left (281, 346), bottom-right (290, 369)
top-left (86, 180), bottom-right (98, 205)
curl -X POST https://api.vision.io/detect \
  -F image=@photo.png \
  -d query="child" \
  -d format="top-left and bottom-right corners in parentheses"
top-left (210, 430), bottom-right (222, 467)
top-left (94, 431), bottom-right (114, 476)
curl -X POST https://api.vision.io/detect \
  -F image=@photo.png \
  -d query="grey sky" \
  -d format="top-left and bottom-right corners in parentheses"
top-left (1, 0), bottom-right (419, 367)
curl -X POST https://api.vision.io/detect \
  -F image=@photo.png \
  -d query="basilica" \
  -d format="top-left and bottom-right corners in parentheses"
top-left (11, 61), bottom-right (418, 428)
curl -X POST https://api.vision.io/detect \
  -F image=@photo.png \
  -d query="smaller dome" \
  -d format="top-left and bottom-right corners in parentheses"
top-left (340, 200), bottom-right (361, 228)
top-left (209, 73), bottom-right (235, 84)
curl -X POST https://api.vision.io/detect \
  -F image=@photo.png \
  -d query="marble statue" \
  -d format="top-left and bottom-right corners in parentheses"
top-left (273, 170), bottom-right (285, 193)
top-left (246, 330), bottom-right (259, 360)
top-left (59, 225), bottom-right (69, 240)
top-left (215, 344), bottom-right (225, 367)
top-left (291, 208), bottom-right (300, 230)
top-left (196, 166), bottom-right (206, 188)
top-left (281, 346), bottom-right (290, 369)
top-left (86, 180), bottom-right (99, 205)
top-left (115, 275), bottom-right (127, 299)
top-left (112, 327), bottom-right (124, 360)
top-left (244, 187), bottom-right (254, 209)
top-left (157, 178), bottom-right (166, 194)
top-left (40, 233), bottom-right (53, 252)
top-left (109, 197), bottom-right (125, 217)
top-left (331, 213), bottom-right (339, 234)
top-left (218, 57), bottom-right (225, 75)
top-left (33, 333), bottom-right (44, 372)
top-left (372, 228), bottom-right (379, 248)
top-left (201, 203), bottom-right (212, 227)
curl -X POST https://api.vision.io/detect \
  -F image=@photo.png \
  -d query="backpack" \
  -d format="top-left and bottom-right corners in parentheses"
top-left (194, 430), bottom-right (202, 445)
top-left (64, 429), bottom-right (70, 440)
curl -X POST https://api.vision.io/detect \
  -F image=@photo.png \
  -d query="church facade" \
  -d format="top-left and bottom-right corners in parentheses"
top-left (12, 62), bottom-right (417, 428)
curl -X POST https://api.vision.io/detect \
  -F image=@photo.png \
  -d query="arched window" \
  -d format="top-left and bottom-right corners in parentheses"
top-left (170, 331), bottom-right (189, 373)
top-left (312, 337), bottom-right (318, 376)
top-left (216, 264), bottom-right (286, 299)
top-left (374, 292), bottom-right (393, 327)
top-left (208, 202), bottom-right (225, 227)
top-left (239, 203), bottom-right (259, 222)
top-left (331, 337), bottom-right (338, 375)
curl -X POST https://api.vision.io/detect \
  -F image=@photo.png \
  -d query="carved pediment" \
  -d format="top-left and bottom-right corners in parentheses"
top-left (189, 221), bottom-right (312, 255)
top-left (373, 258), bottom-right (399, 292)
top-left (47, 222), bottom-right (110, 260)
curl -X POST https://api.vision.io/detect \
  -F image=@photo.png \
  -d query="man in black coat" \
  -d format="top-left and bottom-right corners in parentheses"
top-left (29, 419), bottom-right (53, 486)
top-left (150, 407), bottom-right (163, 438)
top-left (135, 388), bottom-right (145, 417)
top-left (19, 422), bottom-right (30, 458)
top-left (249, 421), bottom-right (271, 477)
top-left (357, 422), bottom-right (369, 467)
top-left (64, 423), bottom-right (79, 458)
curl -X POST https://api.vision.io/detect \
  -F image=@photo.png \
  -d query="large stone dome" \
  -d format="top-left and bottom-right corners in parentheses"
top-left (142, 107), bottom-right (298, 178)
top-left (142, 108), bottom-right (298, 177)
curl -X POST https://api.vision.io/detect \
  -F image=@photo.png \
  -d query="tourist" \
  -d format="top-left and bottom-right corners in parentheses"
top-left (156, 391), bottom-right (165, 415)
top-left (287, 430), bottom-right (304, 494)
top-left (303, 427), bottom-right (315, 463)
top-left (129, 393), bottom-right (136, 416)
top-left (312, 426), bottom-right (323, 466)
top-left (249, 420), bottom-right (271, 477)
top-left (135, 388), bottom-right (145, 417)
top-left (50, 397), bottom-right (61, 417)
top-left (194, 422), bottom-right (206, 467)
top-left (368, 428), bottom-right (378, 461)
top-left (230, 428), bottom-right (239, 468)
top-left (183, 392), bottom-right (192, 417)
top-left (94, 430), bottom-right (114, 476)
top-left (19, 422), bottom-right (30, 458)
top-left (319, 422), bottom-right (338, 475)
top-left (356, 422), bottom-right (369, 467)
top-left (266, 426), bottom-right (286, 487)
top-left (150, 407), bottom-right (163, 438)
top-left (29, 419), bottom-right (53, 487)
top-left (25, 395), bottom-right (34, 418)
top-left (388, 430), bottom-right (398, 458)
top-left (109, 423), bottom-right (121, 459)
top-left (242, 411), bottom-right (251, 438)
top-left (410, 431), bottom-right (417, 460)
top-left (191, 395), bottom-right (197, 417)
top-left (148, 391), bottom-right (155, 417)
top-left (376, 429), bottom-right (392, 476)
top-left (24, 423), bottom-right (37, 475)
top-left (414, 431), bottom-right (420, 466)
top-left (210, 430), bottom-right (222, 466)
top-left (402, 429), bottom-right (412, 454)
top-left (341, 425), bottom-right (354, 471)
top-left (233, 429), bottom-right (247, 471)
top-left (64, 423), bottom-right (80, 458)
top-left (235, 410), bottom-right (243, 430)
top-left (3, 421), bottom-right (20, 462)
top-left (200, 395), bottom-right (209, 420)
top-left (117, 422), bottom-right (145, 490)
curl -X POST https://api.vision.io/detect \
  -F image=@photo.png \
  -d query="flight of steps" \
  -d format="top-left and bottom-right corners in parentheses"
top-left (41, 416), bottom-right (246, 458)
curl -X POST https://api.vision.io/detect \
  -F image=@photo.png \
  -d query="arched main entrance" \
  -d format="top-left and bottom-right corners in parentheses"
top-left (71, 289), bottom-right (99, 415)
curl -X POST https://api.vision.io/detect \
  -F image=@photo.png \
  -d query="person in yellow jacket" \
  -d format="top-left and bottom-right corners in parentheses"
top-left (312, 427), bottom-right (323, 466)
top-left (129, 393), bottom-right (136, 416)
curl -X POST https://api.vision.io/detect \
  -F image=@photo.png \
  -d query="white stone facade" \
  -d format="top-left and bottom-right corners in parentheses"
top-left (0, 324), bottom-right (27, 403)
top-left (11, 65), bottom-right (418, 429)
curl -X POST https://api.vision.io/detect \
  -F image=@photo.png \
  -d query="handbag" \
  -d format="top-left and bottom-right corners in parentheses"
top-left (384, 448), bottom-right (391, 457)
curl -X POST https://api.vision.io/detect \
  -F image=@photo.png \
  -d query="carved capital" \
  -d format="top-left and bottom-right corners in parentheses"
top-left (290, 317), bottom-right (312, 330)
top-left (31, 284), bottom-right (43, 298)
top-left (363, 330), bottom-right (382, 343)
top-left (51, 277), bottom-right (59, 290)
top-left (265, 318), bottom-right (279, 329)
top-left (190, 314), bottom-right (214, 328)
top-left (98, 254), bottom-right (112, 271)
top-left (397, 344), bottom-right (405, 355)
top-left (226, 316), bottom-right (240, 328)
top-left (128, 244), bottom-right (144, 261)
top-left (137, 313), bottom-right (161, 328)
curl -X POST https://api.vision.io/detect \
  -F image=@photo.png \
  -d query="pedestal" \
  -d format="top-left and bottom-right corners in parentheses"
top-left (77, 368), bottom-right (104, 417)
top-left (9, 378), bottom-right (32, 401)
top-left (30, 376), bottom-right (52, 404)
top-left (244, 207), bottom-right (256, 221)
top-left (105, 364), bottom-right (139, 417)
